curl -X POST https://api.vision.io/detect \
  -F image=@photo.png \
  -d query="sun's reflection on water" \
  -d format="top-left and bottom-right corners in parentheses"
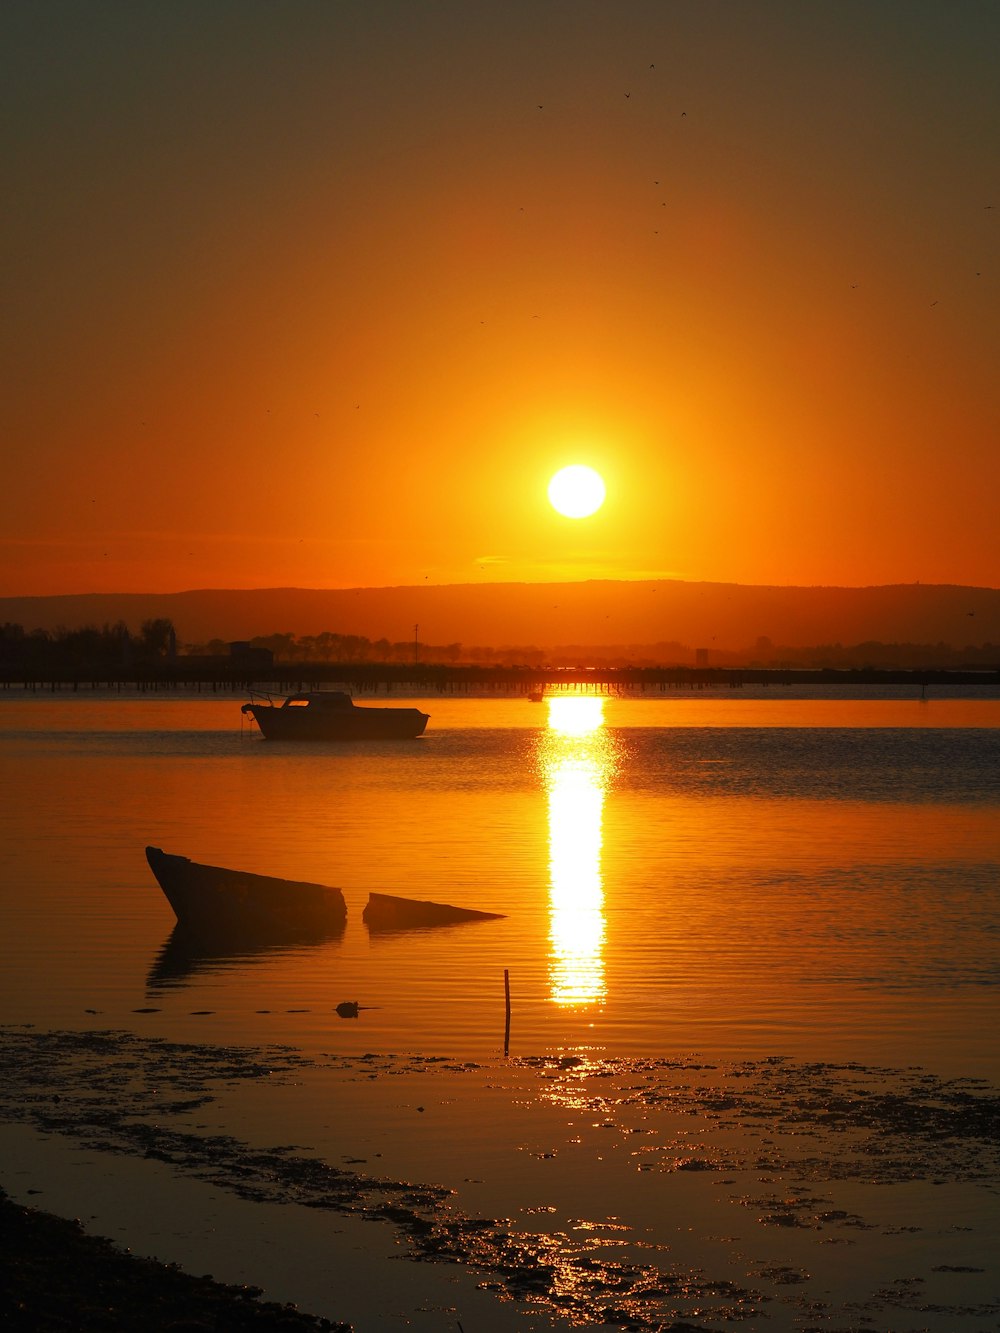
top-left (541, 696), bottom-right (616, 1007)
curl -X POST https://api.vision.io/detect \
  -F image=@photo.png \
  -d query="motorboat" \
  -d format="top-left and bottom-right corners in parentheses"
top-left (241, 691), bottom-right (429, 740)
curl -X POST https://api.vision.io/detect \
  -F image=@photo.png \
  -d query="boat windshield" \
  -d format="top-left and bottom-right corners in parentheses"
top-left (282, 692), bottom-right (353, 708)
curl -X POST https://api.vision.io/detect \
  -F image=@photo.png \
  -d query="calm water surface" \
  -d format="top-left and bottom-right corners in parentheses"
top-left (2, 687), bottom-right (998, 1076)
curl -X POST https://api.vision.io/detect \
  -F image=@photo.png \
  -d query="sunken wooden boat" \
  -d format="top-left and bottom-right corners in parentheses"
top-left (241, 691), bottom-right (429, 741)
top-left (145, 846), bottom-right (347, 936)
top-left (363, 891), bottom-right (505, 932)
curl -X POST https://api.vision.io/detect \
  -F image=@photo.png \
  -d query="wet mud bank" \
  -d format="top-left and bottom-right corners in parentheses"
top-left (1, 1026), bottom-right (999, 1332)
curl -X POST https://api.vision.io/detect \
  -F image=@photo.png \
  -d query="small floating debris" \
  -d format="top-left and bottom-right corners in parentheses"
top-left (334, 1001), bottom-right (380, 1019)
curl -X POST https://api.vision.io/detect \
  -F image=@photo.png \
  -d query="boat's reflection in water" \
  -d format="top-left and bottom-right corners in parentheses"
top-left (540, 695), bottom-right (616, 1007)
top-left (146, 921), bottom-right (347, 992)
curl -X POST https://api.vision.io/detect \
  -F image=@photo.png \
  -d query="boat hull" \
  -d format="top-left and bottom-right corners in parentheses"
top-left (363, 891), bottom-right (505, 931)
top-left (145, 846), bottom-right (347, 935)
top-left (243, 702), bottom-right (429, 740)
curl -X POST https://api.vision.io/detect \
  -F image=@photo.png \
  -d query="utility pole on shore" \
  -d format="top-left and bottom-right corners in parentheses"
top-left (414, 623), bottom-right (419, 664)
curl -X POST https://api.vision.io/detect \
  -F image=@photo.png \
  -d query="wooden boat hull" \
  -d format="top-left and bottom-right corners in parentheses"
top-left (242, 702), bottom-right (429, 741)
top-left (363, 891), bottom-right (505, 932)
top-left (145, 846), bottom-right (347, 935)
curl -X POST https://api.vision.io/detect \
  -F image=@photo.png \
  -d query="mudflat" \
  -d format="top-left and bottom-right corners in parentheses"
top-left (2, 1026), bottom-right (999, 1331)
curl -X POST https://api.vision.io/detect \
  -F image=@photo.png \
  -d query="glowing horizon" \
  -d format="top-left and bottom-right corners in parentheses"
top-left (4, 6), bottom-right (998, 598)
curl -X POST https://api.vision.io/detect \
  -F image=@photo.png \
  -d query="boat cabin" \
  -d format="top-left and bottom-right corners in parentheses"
top-left (281, 691), bottom-right (353, 708)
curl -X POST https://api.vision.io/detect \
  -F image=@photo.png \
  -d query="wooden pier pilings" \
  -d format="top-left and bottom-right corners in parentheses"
top-left (1, 662), bottom-right (997, 694)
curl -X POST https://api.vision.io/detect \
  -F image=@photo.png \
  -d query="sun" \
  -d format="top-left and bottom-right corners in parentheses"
top-left (547, 465), bottom-right (606, 519)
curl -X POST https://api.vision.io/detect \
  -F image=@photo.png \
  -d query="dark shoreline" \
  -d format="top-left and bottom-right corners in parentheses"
top-left (0, 1187), bottom-right (349, 1332)
top-left (2, 662), bottom-right (998, 693)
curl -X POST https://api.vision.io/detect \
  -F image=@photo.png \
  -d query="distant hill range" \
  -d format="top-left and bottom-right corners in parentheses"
top-left (1, 580), bottom-right (998, 653)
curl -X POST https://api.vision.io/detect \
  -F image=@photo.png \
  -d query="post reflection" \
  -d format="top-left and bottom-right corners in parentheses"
top-left (540, 695), bottom-right (615, 1007)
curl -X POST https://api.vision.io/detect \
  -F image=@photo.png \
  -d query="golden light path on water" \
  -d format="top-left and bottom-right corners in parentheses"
top-left (540, 695), bottom-right (616, 1007)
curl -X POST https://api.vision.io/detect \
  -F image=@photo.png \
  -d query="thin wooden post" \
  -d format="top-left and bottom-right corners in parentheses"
top-left (503, 968), bottom-right (510, 1056)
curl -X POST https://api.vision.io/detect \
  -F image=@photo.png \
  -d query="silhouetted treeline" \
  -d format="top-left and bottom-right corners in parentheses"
top-left (735, 637), bottom-right (999, 671)
top-left (203, 631), bottom-right (997, 670)
top-left (185, 631), bottom-right (472, 665)
top-left (2, 619), bottom-right (997, 673)
top-left (0, 618), bottom-right (175, 670)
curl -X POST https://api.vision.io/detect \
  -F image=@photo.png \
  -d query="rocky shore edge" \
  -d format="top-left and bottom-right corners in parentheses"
top-left (0, 1187), bottom-right (350, 1332)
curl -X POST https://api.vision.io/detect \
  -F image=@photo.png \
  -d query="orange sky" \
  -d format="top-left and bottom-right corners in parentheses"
top-left (3, 2), bottom-right (998, 597)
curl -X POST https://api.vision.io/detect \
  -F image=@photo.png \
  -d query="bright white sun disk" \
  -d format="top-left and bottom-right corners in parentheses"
top-left (548, 465), bottom-right (606, 518)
